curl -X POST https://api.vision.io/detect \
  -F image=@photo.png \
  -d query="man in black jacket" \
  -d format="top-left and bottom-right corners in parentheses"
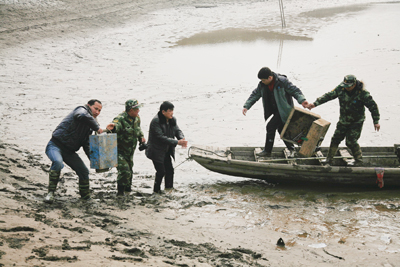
top-left (146, 101), bottom-right (187, 193)
top-left (44, 99), bottom-right (108, 203)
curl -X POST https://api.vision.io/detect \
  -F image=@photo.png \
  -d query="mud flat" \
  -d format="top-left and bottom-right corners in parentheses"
top-left (2, 141), bottom-right (400, 266)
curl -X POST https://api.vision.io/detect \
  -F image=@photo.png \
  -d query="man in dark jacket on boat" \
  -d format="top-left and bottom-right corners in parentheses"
top-left (146, 101), bottom-right (187, 193)
top-left (243, 67), bottom-right (309, 157)
top-left (308, 75), bottom-right (380, 166)
top-left (44, 99), bottom-right (109, 203)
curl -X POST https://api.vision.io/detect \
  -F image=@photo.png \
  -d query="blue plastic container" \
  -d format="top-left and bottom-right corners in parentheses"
top-left (89, 133), bottom-right (118, 170)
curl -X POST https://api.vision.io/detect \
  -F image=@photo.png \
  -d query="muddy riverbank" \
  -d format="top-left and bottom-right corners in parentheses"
top-left (2, 142), bottom-right (400, 266)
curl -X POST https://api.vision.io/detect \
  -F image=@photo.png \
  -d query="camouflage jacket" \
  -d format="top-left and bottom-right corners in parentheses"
top-left (110, 111), bottom-right (144, 156)
top-left (314, 81), bottom-right (380, 124)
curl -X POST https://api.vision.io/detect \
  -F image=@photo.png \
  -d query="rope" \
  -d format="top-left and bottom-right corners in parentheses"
top-left (189, 146), bottom-right (232, 158)
top-left (173, 146), bottom-right (192, 170)
top-left (174, 157), bottom-right (192, 169)
top-left (174, 146), bottom-right (232, 169)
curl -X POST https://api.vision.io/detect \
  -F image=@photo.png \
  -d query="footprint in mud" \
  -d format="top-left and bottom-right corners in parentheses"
top-left (2, 236), bottom-right (30, 249)
top-left (0, 226), bottom-right (37, 233)
top-left (32, 246), bottom-right (49, 257)
top-left (62, 239), bottom-right (91, 251)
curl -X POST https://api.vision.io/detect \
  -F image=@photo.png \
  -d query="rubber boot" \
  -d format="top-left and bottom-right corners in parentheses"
top-left (44, 170), bottom-right (60, 204)
top-left (153, 175), bottom-right (163, 193)
top-left (125, 177), bottom-right (132, 192)
top-left (79, 178), bottom-right (90, 200)
top-left (165, 172), bottom-right (174, 190)
top-left (350, 145), bottom-right (363, 167)
top-left (322, 144), bottom-right (338, 166)
top-left (257, 139), bottom-right (273, 157)
top-left (117, 184), bottom-right (125, 197)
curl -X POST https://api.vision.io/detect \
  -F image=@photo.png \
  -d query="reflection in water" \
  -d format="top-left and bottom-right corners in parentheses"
top-left (165, 29), bottom-right (311, 82)
top-left (175, 28), bottom-right (312, 46)
top-left (278, 0), bottom-right (286, 28)
top-left (277, 38), bottom-right (284, 68)
top-left (299, 4), bottom-right (369, 18)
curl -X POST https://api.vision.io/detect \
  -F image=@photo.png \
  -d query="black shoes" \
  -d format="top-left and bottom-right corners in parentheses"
top-left (256, 150), bottom-right (272, 157)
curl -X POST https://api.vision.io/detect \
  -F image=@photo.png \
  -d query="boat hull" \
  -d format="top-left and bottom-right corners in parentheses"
top-left (189, 145), bottom-right (400, 186)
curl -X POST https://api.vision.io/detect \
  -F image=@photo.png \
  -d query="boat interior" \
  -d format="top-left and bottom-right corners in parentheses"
top-left (229, 145), bottom-right (400, 168)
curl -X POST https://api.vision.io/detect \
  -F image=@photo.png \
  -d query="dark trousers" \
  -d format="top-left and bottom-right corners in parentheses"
top-left (265, 114), bottom-right (294, 152)
top-left (45, 140), bottom-right (90, 198)
top-left (152, 154), bottom-right (174, 193)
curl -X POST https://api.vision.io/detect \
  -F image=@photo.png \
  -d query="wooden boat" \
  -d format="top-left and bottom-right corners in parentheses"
top-left (189, 145), bottom-right (400, 187)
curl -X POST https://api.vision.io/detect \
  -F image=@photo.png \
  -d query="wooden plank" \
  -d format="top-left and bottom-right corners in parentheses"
top-left (280, 107), bottom-right (296, 142)
top-left (314, 151), bottom-right (325, 165)
top-left (258, 155), bottom-right (397, 163)
top-left (283, 148), bottom-right (297, 166)
top-left (338, 148), bottom-right (355, 165)
top-left (299, 118), bottom-right (331, 157)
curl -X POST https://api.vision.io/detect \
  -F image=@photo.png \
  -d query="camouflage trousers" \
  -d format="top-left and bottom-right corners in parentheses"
top-left (117, 153), bottom-right (134, 187)
top-left (330, 121), bottom-right (363, 151)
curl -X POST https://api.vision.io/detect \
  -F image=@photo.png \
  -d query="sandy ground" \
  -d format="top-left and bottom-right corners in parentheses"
top-left (1, 0), bottom-right (400, 266)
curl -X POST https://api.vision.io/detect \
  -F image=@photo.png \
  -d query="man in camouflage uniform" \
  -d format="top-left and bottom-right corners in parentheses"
top-left (308, 75), bottom-right (380, 166)
top-left (106, 99), bottom-right (145, 196)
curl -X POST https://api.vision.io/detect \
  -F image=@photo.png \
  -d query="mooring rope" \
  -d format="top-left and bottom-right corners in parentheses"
top-left (174, 146), bottom-right (231, 169)
top-left (173, 146), bottom-right (193, 170)
top-left (188, 146), bottom-right (232, 158)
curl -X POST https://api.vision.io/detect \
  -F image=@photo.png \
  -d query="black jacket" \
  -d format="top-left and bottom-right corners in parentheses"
top-left (145, 111), bottom-right (184, 163)
top-left (51, 105), bottom-right (100, 158)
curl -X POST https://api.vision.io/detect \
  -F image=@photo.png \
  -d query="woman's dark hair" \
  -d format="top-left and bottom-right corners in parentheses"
top-left (87, 99), bottom-right (102, 106)
top-left (160, 101), bottom-right (174, 112)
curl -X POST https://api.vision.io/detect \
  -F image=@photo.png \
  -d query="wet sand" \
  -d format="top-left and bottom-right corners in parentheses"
top-left (1, 0), bottom-right (400, 266)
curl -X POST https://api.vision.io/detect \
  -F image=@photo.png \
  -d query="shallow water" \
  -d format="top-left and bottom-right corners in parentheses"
top-left (165, 2), bottom-right (400, 186)
top-left (158, 1), bottom-right (400, 148)
top-left (156, 3), bottom-right (400, 252)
